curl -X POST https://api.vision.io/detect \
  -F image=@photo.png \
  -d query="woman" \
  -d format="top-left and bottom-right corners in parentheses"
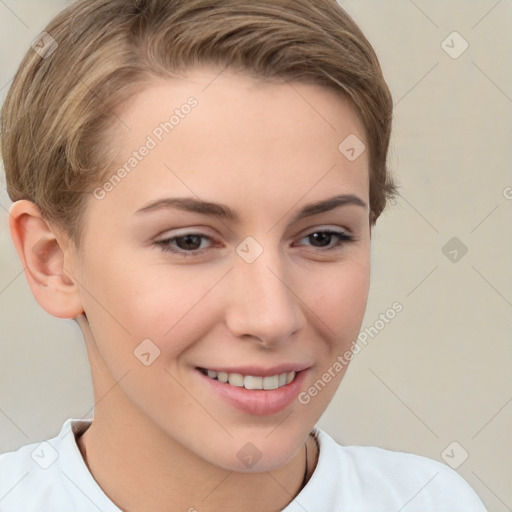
top-left (0, 0), bottom-right (487, 510)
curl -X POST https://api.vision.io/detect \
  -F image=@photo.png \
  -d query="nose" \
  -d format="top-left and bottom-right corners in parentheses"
top-left (224, 246), bottom-right (305, 347)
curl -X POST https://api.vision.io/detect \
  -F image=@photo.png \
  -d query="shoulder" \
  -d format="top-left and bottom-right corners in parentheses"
top-left (0, 418), bottom-right (119, 512)
top-left (0, 426), bottom-right (66, 510)
top-left (307, 428), bottom-right (487, 511)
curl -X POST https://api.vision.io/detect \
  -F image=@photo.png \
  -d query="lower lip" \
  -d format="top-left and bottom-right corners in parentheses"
top-left (196, 368), bottom-right (309, 416)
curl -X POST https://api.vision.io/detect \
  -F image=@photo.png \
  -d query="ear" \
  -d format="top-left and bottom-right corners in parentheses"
top-left (8, 200), bottom-right (84, 319)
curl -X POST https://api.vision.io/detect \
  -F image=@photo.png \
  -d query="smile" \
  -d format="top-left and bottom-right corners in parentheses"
top-left (198, 367), bottom-right (296, 390)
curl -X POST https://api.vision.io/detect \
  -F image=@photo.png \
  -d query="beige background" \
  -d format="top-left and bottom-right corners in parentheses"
top-left (0, 1), bottom-right (510, 510)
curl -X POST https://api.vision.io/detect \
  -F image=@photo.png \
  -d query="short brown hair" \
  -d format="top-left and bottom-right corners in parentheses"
top-left (1, 0), bottom-right (398, 246)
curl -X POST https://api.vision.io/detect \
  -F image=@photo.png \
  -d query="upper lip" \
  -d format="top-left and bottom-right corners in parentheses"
top-left (197, 364), bottom-right (311, 377)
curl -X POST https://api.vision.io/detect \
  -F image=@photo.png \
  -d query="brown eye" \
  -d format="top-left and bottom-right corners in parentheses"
top-left (297, 230), bottom-right (355, 251)
top-left (155, 233), bottom-right (213, 256)
top-left (174, 235), bottom-right (203, 251)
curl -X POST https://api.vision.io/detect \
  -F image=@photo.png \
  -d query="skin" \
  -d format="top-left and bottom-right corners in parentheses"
top-left (9, 67), bottom-right (372, 512)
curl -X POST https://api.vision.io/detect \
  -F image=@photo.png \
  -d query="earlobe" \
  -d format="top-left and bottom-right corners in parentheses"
top-left (8, 200), bottom-right (84, 319)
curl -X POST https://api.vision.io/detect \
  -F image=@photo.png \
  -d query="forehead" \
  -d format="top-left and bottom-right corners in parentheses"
top-left (94, 68), bottom-right (369, 217)
top-left (115, 68), bottom-right (367, 145)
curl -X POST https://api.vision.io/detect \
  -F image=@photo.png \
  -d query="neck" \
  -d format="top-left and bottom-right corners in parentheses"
top-left (77, 406), bottom-right (318, 512)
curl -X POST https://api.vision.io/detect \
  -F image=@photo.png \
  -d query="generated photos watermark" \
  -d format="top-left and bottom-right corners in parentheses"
top-left (93, 96), bottom-right (199, 200)
top-left (298, 301), bottom-right (403, 405)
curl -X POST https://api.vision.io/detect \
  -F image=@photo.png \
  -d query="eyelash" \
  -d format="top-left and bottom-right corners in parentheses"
top-left (154, 230), bottom-right (356, 257)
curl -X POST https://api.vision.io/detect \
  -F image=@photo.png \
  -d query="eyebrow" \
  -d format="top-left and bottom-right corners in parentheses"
top-left (135, 194), bottom-right (367, 224)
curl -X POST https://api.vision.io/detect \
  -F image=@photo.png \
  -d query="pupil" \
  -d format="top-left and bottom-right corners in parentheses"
top-left (178, 235), bottom-right (202, 250)
top-left (311, 232), bottom-right (331, 247)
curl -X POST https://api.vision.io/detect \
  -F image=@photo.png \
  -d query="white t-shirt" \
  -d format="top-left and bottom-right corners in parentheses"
top-left (0, 418), bottom-right (487, 511)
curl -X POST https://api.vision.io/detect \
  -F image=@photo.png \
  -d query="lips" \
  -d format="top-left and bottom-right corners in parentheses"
top-left (195, 364), bottom-right (311, 415)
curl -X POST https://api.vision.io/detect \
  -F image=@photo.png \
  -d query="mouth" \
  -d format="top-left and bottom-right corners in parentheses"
top-left (197, 367), bottom-right (296, 390)
top-left (196, 365), bottom-right (310, 415)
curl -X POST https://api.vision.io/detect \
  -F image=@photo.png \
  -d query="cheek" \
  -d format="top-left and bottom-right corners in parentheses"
top-left (81, 252), bottom-right (223, 359)
top-left (303, 252), bottom-right (371, 348)
top-left (294, 254), bottom-right (370, 415)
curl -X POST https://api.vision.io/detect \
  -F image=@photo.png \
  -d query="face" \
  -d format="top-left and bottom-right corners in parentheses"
top-left (70, 67), bottom-right (371, 472)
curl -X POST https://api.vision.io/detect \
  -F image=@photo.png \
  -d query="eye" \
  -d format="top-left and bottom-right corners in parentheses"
top-left (155, 233), bottom-right (214, 256)
top-left (295, 229), bottom-right (356, 251)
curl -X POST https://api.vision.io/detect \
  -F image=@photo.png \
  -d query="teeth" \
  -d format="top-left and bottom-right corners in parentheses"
top-left (202, 369), bottom-right (297, 390)
top-left (244, 375), bottom-right (263, 390)
top-left (228, 373), bottom-right (244, 387)
top-left (263, 375), bottom-right (279, 390)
